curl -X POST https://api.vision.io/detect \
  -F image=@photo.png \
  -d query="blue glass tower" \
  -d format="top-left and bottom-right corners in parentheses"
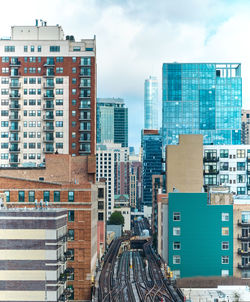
top-left (142, 130), bottom-right (162, 208)
top-left (162, 63), bottom-right (242, 145)
top-left (144, 76), bottom-right (158, 129)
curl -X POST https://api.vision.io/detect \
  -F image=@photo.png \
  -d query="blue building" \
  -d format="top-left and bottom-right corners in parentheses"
top-left (144, 76), bottom-right (158, 129)
top-left (162, 63), bottom-right (242, 146)
top-left (142, 130), bottom-right (162, 208)
top-left (96, 98), bottom-right (128, 147)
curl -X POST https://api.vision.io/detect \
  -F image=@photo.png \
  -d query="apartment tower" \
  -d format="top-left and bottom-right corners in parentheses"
top-left (144, 76), bottom-right (158, 129)
top-left (0, 23), bottom-right (96, 167)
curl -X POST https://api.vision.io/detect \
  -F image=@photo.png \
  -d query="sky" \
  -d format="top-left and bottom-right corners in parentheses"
top-left (1, 0), bottom-right (250, 151)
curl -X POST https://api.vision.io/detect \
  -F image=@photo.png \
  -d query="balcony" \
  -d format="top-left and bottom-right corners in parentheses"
top-left (43, 61), bottom-right (55, 67)
top-left (43, 136), bottom-right (54, 143)
top-left (43, 115), bottom-right (54, 121)
top-left (79, 116), bottom-right (90, 121)
top-left (43, 93), bottom-right (54, 99)
top-left (9, 60), bottom-right (21, 67)
top-left (43, 72), bottom-right (55, 77)
top-left (9, 158), bottom-right (20, 164)
top-left (238, 220), bottom-right (250, 227)
top-left (79, 149), bottom-right (90, 153)
top-left (203, 169), bottom-right (219, 175)
top-left (9, 93), bottom-right (21, 99)
top-left (9, 115), bottom-right (20, 121)
top-left (203, 156), bottom-right (219, 162)
top-left (79, 73), bottom-right (91, 77)
top-left (238, 248), bottom-right (250, 256)
top-left (43, 104), bottom-right (54, 110)
top-left (58, 255), bottom-right (66, 263)
top-left (64, 250), bottom-right (72, 260)
top-left (43, 83), bottom-right (54, 89)
top-left (44, 148), bottom-right (54, 154)
top-left (9, 148), bottom-right (20, 153)
top-left (43, 126), bottom-right (54, 132)
top-left (9, 137), bottom-right (20, 143)
top-left (237, 234), bottom-right (250, 241)
top-left (79, 94), bottom-right (90, 99)
top-left (238, 263), bottom-right (250, 270)
top-left (9, 126), bottom-right (20, 132)
top-left (59, 273), bottom-right (67, 283)
top-left (9, 82), bottom-right (21, 88)
top-left (10, 72), bottom-right (21, 78)
top-left (9, 104), bottom-right (20, 110)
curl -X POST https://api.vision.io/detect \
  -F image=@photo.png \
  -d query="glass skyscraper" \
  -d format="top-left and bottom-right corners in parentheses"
top-left (96, 98), bottom-right (128, 147)
top-left (142, 130), bottom-right (162, 208)
top-left (144, 76), bottom-right (158, 129)
top-left (162, 63), bottom-right (242, 145)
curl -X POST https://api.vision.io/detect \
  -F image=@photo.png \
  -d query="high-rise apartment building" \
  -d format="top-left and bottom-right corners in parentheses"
top-left (96, 98), bottom-right (128, 147)
top-left (241, 109), bottom-right (250, 144)
top-left (142, 129), bottom-right (162, 208)
top-left (162, 63), bottom-right (242, 146)
top-left (96, 142), bottom-right (129, 218)
top-left (144, 76), bottom-right (158, 129)
top-left (0, 23), bottom-right (96, 167)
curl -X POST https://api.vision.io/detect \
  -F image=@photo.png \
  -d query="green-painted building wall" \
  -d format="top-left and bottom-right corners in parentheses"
top-left (168, 193), bottom-right (233, 278)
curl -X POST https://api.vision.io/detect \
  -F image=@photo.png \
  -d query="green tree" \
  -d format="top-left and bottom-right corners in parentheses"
top-left (108, 211), bottom-right (124, 225)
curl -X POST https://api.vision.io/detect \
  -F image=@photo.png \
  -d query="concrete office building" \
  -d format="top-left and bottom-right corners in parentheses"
top-left (96, 142), bottom-right (129, 218)
top-left (241, 109), bottom-right (250, 144)
top-left (162, 63), bottom-right (242, 146)
top-left (144, 76), bottom-right (158, 129)
top-left (0, 206), bottom-right (69, 302)
top-left (96, 98), bottom-right (128, 147)
top-left (0, 154), bottom-right (101, 301)
top-left (0, 23), bottom-right (96, 167)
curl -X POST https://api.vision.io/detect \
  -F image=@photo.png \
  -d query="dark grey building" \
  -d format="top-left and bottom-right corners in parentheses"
top-left (97, 98), bottom-right (128, 147)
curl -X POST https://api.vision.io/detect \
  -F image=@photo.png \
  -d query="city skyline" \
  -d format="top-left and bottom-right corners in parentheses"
top-left (1, 0), bottom-right (250, 150)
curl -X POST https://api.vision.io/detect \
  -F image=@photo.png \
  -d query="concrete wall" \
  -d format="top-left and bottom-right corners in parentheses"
top-left (166, 134), bottom-right (203, 194)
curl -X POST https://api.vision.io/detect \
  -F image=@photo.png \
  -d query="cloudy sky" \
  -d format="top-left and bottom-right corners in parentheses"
top-left (1, 0), bottom-right (250, 150)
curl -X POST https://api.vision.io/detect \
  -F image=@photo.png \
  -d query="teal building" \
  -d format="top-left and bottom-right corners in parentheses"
top-left (167, 193), bottom-right (233, 278)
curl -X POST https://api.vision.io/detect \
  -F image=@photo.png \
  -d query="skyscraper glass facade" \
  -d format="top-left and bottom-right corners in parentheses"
top-left (162, 63), bottom-right (242, 145)
top-left (142, 130), bottom-right (162, 208)
top-left (96, 98), bottom-right (128, 147)
top-left (144, 76), bottom-right (158, 129)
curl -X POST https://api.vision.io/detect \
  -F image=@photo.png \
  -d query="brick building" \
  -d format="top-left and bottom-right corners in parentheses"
top-left (0, 23), bottom-right (96, 167)
top-left (0, 154), bottom-right (103, 301)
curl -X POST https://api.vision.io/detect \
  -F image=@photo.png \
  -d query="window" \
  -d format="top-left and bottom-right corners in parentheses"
top-left (50, 46), bottom-right (60, 52)
top-left (68, 191), bottom-right (74, 202)
top-left (68, 229), bottom-right (74, 241)
top-left (72, 67), bottom-right (76, 73)
top-left (73, 46), bottom-right (81, 51)
top-left (4, 46), bottom-right (15, 52)
top-left (220, 149), bottom-right (229, 158)
top-left (173, 242), bottom-right (181, 250)
top-left (220, 162), bottom-right (228, 171)
top-left (67, 248), bottom-right (74, 261)
top-left (173, 212), bottom-right (181, 221)
top-left (38, 45), bottom-right (42, 52)
top-left (43, 191), bottom-right (50, 202)
top-left (56, 121), bottom-right (63, 127)
top-left (222, 213), bottom-right (229, 221)
top-left (173, 227), bottom-right (180, 236)
top-left (98, 212), bottom-right (104, 221)
top-left (221, 256), bottom-right (229, 264)
top-left (56, 89), bottom-right (63, 95)
top-left (18, 191), bottom-right (25, 202)
top-left (56, 67), bottom-right (63, 74)
top-left (237, 162), bottom-right (245, 171)
top-left (221, 270), bottom-right (229, 277)
top-left (24, 46), bottom-right (28, 52)
top-left (68, 210), bottom-right (74, 222)
top-left (98, 188), bottom-right (104, 198)
top-left (56, 110), bottom-right (63, 116)
top-left (222, 241), bottom-right (229, 250)
top-left (29, 191), bottom-right (35, 202)
top-left (56, 143), bottom-right (63, 149)
top-left (173, 255), bottom-right (181, 264)
top-left (30, 45), bottom-right (34, 52)
top-left (220, 174), bottom-right (229, 185)
top-left (54, 191), bottom-right (60, 202)
top-left (72, 57), bottom-right (77, 63)
top-left (56, 99), bottom-right (63, 106)
top-left (237, 187), bottom-right (246, 195)
top-left (72, 111), bottom-right (76, 117)
top-left (72, 88), bottom-right (76, 95)
top-left (5, 191), bottom-right (10, 202)
top-left (56, 57), bottom-right (63, 62)
top-left (222, 227), bottom-right (229, 236)
top-left (1, 153), bottom-right (8, 160)
top-left (56, 132), bottom-right (63, 138)
top-left (56, 78), bottom-right (63, 84)
top-left (72, 78), bottom-right (77, 84)
top-left (237, 149), bottom-right (245, 158)
top-left (2, 57), bottom-right (9, 63)
top-left (237, 175), bottom-right (245, 183)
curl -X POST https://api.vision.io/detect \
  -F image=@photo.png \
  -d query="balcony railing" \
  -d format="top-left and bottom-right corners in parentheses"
top-left (43, 104), bottom-right (54, 110)
top-left (9, 126), bottom-right (20, 132)
top-left (237, 234), bottom-right (250, 241)
top-left (43, 83), bottom-right (54, 89)
top-left (9, 158), bottom-right (20, 164)
top-left (9, 148), bottom-right (20, 153)
top-left (9, 82), bottom-right (21, 88)
top-left (43, 126), bottom-right (54, 131)
top-left (238, 263), bottom-right (250, 270)
top-left (203, 156), bottom-right (219, 162)
top-left (43, 93), bottom-right (54, 99)
top-left (43, 137), bottom-right (54, 143)
top-left (203, 169), bottom-right (219, 175)
top-left (10, 60), bottom-right (21, 67)
top-left (43, 115), bottom-right (54, 121)
top-left (9, 115), bottom-right (20, 121)
top-left (9, 137), bottom-right (20, 143)
top-left (238, 220), bottom-right (250, 227)
top-left (9, 93), bottom-right (21, 99)
top-left (238, 248), bottom-right (250, 256)
top-left (9, 104), bottom-right (20, 109)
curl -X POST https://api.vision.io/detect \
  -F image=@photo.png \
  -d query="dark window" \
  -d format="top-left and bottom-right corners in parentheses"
top-left (98, 201), bottom-right (104, 210)
top-left (18, 191), bottom-right (25, 202)
top-left (98, 213), bottom-right (104, 221)
top-left (68, 210), bottom-right (74, 222)
top-left (54, 191), bottom-right (60, 202)
top-left (29, 191), bottom-right (35, 202)
top-left (98, 188), bottom-right (104, 198)
top-left (43, 191), bottom-right (50, 202)
top-left (68, 248), bottom-right (74, 261)
top-left (68, 191), bottom-right (74, 202)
